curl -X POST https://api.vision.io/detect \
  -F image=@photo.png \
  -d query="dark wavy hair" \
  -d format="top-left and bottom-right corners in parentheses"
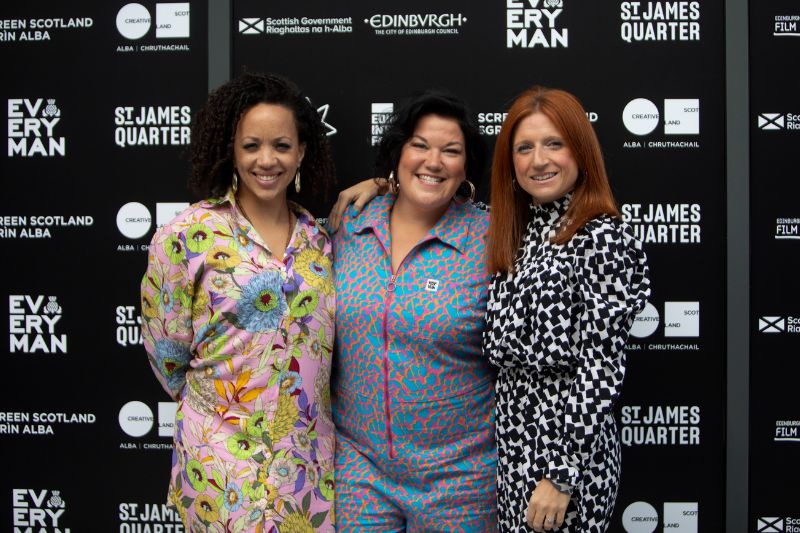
top-left (374, 89), bottom-right (486, 195)
top-left (190, 72), bottom-right (335, 201)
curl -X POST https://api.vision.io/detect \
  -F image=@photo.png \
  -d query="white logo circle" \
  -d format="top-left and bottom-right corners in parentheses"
top-left (631, 302), bottom-right (660, 338)
top-left (118, 401), bottom-right (154, 437)
top-left (622, 501), bottom-right (659, 533)
top-left (117, 202), bottom-right (152, 239)
top-left (623, 98), bottom-right (659, 135)
top-left (116, 3), bottom-right (151, 40)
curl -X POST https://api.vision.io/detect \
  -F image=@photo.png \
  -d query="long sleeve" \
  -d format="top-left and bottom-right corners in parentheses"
top-left (140, 225), bottom-right (195, 400)
top-left (544, 221), bottom-right (650, 488)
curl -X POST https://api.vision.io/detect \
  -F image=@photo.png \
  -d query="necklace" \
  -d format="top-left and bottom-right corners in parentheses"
top-left (235, 195), bottom-right (295, 254)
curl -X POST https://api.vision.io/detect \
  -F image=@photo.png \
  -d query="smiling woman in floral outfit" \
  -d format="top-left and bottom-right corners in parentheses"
top-left (141, 73), bottom-right (337, 532)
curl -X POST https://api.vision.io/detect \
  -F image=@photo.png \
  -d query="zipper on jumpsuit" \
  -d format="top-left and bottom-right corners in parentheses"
top-left (377, 238), bottom-right (431, 459)
top-left (382, 273), bottom-right (397, 458)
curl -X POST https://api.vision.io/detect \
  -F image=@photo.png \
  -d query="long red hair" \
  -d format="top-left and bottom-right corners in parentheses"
top-left (487, 86), bottom-right (619, 274)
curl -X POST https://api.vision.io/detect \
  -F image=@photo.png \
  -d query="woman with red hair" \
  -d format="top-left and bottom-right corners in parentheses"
top-left (483, 87), bottom-right (650, 532)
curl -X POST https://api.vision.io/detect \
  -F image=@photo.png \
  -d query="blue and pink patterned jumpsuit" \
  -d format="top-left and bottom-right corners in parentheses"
top-left (332, 194), bottom-right (497, 532)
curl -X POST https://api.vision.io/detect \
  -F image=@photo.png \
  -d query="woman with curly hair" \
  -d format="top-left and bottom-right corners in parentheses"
top-left (141, 72), bottom-right (337, 532)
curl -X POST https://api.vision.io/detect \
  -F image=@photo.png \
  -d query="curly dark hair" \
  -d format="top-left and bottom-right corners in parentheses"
top-left (190, 72), bottom-right (335, 201)
top-left (374, 89), bottom-right (486, 196)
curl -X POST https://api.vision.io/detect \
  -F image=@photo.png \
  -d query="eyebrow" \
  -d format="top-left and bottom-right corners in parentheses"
top-left (410, 134), bottom-right (464, 147)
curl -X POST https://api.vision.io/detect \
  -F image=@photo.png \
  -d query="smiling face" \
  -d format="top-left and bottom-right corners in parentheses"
top-left (233, 103), bottom-right (305, 210)
top-left (394, 114), bottom-right (467, 217)
top-left (512, 111), bottom-right (579, 205)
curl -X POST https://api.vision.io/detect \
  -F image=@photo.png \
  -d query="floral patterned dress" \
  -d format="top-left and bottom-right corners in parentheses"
top-left (141, 189), bottom-right (335, 533)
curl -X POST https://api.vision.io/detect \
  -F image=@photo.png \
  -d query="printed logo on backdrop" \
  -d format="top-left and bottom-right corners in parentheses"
top-left (119, 502), bottom-right (182, 531)
top-left (773, 15), bottom-right (800, 37)
top-left (758, 316), bottom-right (800, 334)
top-left (629, 302), bottom-right (659, 338)
top-left (626, 300), bottom-right (700, 352)
top-left (0, 214), bottom-right (93, 240)
top-left (775, 218), bottom-right (800, 239)
top-left (478, 110), bottom-right (597, 137)
top-left (506, 0), bottom-right (567, 48)
top-left (118, 400), bottom-right (176, 450)
top-left (0, 16), bottom-right (93, 43)
top-left (620, 1), bottom-right (700, 43)
top-left (9, 295), bottom-right (67, 355)
top-left (12, 488), bottom-right (71, 531)
top-left (622, 203), bottom-right (701, 244)
top-left (756, 516), bottom-right (800, 533)
top-left (622, 98), bottom-right (700, 149)
top-left (757, 112), bottom-right (800, 131)
top-left (116, 305), bottom-right (143, 347)
top-left (114, 105), bottom-right (191, 148)
top-left (757, 517), bottom-right (784, 533)
top-left (239, 15), bottom-right (353, 36)
top-left (621, 501), bottom-right (698, 532)
top-left (116, 2), bottom-right (191, 53)
top-left (116, 201), bottom-right (189, 251)
top-left (7, 98), bottom-right (65, 157)
top-left (620, 405), bottom-right (701, 446)
top-left (774, 420), bottom-right (800, 443)
top-left (371, 103), bottom-right (393, 146)
top-left (365, 12), bottom-right (466, 36)
top-left (0, 411), bottom-right (95, 436)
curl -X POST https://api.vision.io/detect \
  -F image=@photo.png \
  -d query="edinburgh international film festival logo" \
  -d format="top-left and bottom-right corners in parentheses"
top-left (7, 98), bottom-right (65, 157)
top-left (506, 0), bottom-right (567, 48)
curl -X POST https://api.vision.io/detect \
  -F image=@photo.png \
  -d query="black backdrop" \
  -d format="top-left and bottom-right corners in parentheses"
top-left (0, 1), bottom-right (777, 532)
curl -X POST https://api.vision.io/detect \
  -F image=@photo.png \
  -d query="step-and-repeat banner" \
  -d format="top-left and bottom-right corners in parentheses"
top-left (749, 1), bottom-right (800, 533)
top-left (1, 1), bottom-right (728, 531)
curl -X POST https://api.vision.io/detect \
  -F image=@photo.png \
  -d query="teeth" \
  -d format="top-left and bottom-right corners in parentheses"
top-left (256, 174), bottom-right (279, 182)
top-left (532, 172), bottom-right (556, 181)
top-left (418, 174), bottom-right (444, 184)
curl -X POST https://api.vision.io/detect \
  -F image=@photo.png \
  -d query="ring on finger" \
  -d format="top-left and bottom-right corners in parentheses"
top-left (547, 516), bottom-right (554, 524)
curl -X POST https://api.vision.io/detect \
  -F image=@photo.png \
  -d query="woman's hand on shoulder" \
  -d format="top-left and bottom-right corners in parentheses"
top-left (327, 177), bottom-right (388, 232)
top-left (526, 479), bottom-right (570, 531)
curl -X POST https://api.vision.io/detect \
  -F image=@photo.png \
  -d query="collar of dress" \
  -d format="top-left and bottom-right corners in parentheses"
top-left (352, 194), bottom-right (473, 255)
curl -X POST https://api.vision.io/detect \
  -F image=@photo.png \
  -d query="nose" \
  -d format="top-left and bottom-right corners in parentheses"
top-left (424, 149), bottom-right (443, 170)
top-left (532, 147), bottom-right (548, 169)
top-left (257, 146), bottom-right (277, 166)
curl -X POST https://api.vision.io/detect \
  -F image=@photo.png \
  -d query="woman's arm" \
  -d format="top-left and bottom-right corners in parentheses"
top-left (140, 227), bottom-right (194, 400)
top-left (327, 177), bottom-right (388, 232)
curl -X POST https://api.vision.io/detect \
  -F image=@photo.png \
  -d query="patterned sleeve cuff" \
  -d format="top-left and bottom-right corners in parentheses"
top-left (546, 452), bottom-right (581, 490)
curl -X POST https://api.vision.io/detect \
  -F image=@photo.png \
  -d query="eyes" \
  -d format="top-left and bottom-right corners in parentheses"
top-left (241, 140), bottom-right (294, 152)
top-left (408, 141), bottom-right (464, 157)
top-left (514, 139), bottom-right (564, 154)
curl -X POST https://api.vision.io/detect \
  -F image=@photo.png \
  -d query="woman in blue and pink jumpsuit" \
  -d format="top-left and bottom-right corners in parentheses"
top-left (332, 91), bottom-right (497, 532)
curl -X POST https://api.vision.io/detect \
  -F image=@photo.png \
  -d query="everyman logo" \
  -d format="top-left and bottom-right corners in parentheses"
top-left (7, 98), bottom-right (65, 157)
top-left (506, 0), bottom-right (568, 48)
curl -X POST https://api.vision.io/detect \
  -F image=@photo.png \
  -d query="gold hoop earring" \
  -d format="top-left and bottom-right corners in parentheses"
top-left (295, 169), bottom-right (301, 194)
top-left (388, 171), bottom-right (399, 194)
top-left (465, 180), bottom-right (476, 202)
top-left (232, 171), bottom-right (239, 193)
